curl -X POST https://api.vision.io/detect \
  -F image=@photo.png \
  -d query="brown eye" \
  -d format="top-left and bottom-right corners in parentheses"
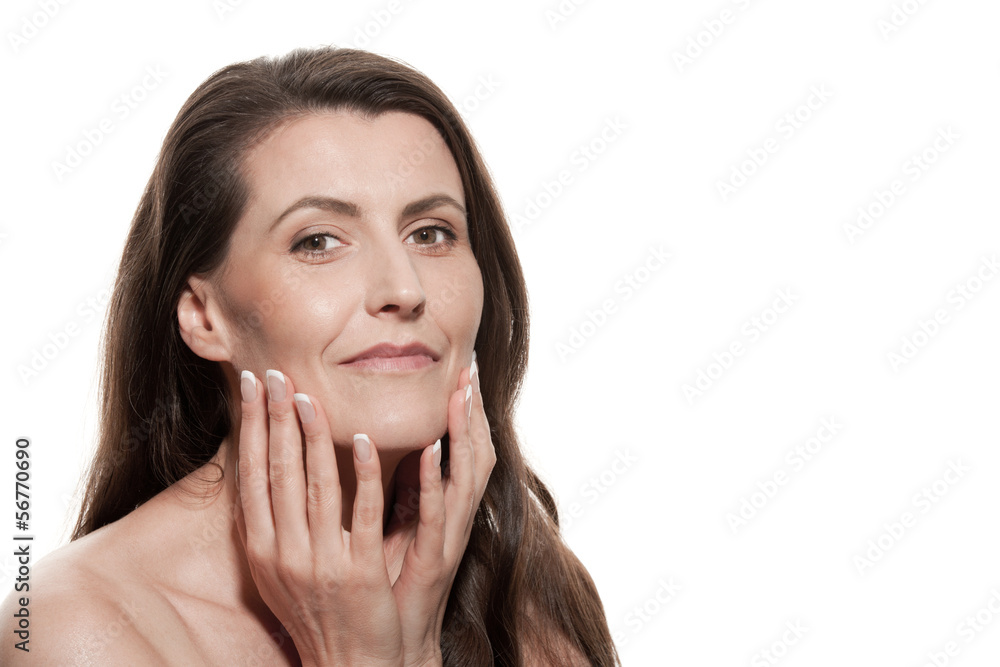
top-left (406, 226), bottom-right (457, 249)
top-left (297, 233), bottom-right (342, 253)
top-left (412, 228), bottom-right (441, 245)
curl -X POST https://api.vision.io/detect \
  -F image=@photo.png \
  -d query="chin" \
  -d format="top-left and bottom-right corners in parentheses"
top-left (329, 406), bottom-right (447, 452)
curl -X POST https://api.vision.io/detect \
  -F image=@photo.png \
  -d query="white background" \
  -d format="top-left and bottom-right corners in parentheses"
top-left (2, 0), bottom-right (1000, 665)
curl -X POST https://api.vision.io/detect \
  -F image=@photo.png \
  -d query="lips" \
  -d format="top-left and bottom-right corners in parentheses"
top-left (341, 342), bottom-right (439, 365)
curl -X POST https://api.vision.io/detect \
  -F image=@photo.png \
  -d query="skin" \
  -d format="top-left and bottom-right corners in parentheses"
top-left (0, 111), bottom-right (497, 665)
top-left (189, 110), bottom-right (486, 532)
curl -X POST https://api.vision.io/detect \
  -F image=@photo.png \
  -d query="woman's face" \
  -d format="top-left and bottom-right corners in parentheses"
top-left (209, 110), bottom-right (483, 452)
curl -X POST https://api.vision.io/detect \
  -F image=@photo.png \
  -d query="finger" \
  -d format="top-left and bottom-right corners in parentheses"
top-left (445, 381), bottom-right (475, 485)
top-left (349, 433), bottom-right (387, 560)
top-left (443, 381), bottom-right (476, 541)
top-left (264, 370), bottom-right (309, 546)
top-left (238, 371), bottom-right (276, 547)
top-left (467, 355), bottom-right (496, 497)
top-left (470, 349), bottom-right (480, 395)
top-left (294, 392), bottom-right (343, 551)
top-left (410, 439), bottom-right (445, 569)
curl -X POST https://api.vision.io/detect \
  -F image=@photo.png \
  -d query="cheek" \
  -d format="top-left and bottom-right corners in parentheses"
top-left (426, 260), bottom-right (484, 338)
top-left (297, 286), bottom-right (353, 350)
top-left (221, 265), bottom-right (351, 364)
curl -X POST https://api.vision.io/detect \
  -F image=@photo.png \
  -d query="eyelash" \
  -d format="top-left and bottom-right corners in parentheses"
top-left (292, 225), bottom-right (459, 259)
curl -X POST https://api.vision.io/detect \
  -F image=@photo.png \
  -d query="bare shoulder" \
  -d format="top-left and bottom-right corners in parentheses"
top-left (0, 567), bottom-right (152, 665)
top-left (0, 528), bottom-right (202, 666)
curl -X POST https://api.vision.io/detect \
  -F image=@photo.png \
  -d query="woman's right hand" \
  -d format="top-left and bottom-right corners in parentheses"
top-left (235, 369), bottom-right (409, 666)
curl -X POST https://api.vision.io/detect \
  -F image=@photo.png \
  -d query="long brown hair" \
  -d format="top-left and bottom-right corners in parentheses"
top-left (72, 46), bottom-right (619, 666)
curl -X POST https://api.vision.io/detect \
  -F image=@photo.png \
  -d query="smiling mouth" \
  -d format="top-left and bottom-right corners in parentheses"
top-left (340, 355), bottom-right (436, 372)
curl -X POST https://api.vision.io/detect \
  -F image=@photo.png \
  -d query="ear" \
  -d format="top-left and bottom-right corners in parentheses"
top-left (177, 275), bottom-right (232, 362)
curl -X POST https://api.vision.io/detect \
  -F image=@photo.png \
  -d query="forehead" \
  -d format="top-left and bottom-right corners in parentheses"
top-left (240, 110), bottom-right (464, 216)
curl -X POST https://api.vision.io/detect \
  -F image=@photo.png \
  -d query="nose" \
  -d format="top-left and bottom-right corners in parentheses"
top-left (364, 236), bottom-right (426, 318)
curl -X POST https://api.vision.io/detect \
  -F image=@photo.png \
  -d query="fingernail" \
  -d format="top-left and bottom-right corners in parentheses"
top-left (432, 438), bottom-right (441, 467)
top-left (465, 383), bottom-right (472, 419)
top-left (294, 393), bottom-right (315, 424)
top-left (354, 433), bottom-right (372, 462)
top-left (240, 370), bottom-right (256, 403)
top-left (470, 353), bottom-right (480, 394)
top-left (266, 370), bottom-right (286, 402)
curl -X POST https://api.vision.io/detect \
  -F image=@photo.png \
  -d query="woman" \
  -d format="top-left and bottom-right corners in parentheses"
top-left (2, 47), bottom-right (618, 665)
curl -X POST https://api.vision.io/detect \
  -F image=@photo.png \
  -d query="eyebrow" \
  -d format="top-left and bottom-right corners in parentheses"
top-left (269, 194), bottom-right (467, 233)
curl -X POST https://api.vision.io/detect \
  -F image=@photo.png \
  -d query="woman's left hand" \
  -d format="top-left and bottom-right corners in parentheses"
top-left (387, 356), bottom-right (495, 664)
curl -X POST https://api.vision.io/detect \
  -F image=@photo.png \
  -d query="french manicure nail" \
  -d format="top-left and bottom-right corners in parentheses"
top-left (354, 433), bottom-right (372, 462)
top-left (240, 370), bottom-right (256, 403)
top-left (432, 438), bottom-right (442, 467)
top-left (293, 393), bottom-right (315, 424)
top-left (266, 369), bottom-right (286, 402)
top-left (465, 383), bottom-right (472, 419)
top-left (470, 353), bottom-right (480, 393)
